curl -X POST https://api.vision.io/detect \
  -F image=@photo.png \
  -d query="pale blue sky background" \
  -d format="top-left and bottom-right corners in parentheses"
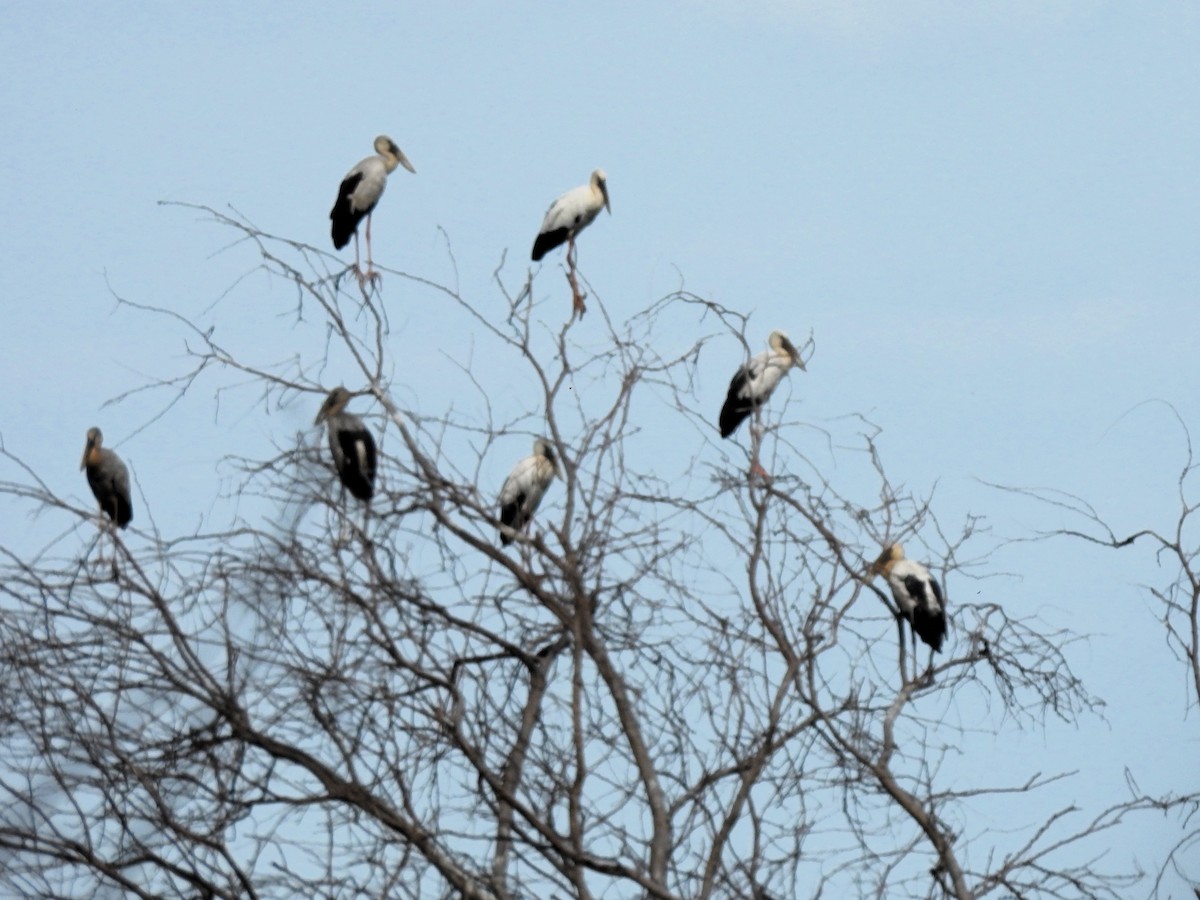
top-left (1, 0), bottom-right (1198, 892)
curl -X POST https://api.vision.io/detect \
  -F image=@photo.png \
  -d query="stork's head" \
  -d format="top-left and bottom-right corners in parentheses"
top-left (768, 330), bottom-right (804, 371)
top-left (534, 437), bottom-right (560, 475)
top-left (591, 169), bottom-right (611, 214)
top-left (870, 543), bottom-right (905, 577)
top-left (81, 427), bottom-right (103, 470)
top-left (375, 135), bottom-right (416, 174)
top-left (315, 387), bottom-right (352, 426)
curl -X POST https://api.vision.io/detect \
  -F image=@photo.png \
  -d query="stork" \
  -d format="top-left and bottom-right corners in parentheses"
top-left (314, 387), bottom-right (377, 503)
top-left (330, 135), bottom-right (415, 286)
top-left (531, 169), bottom-right (610, 317)
top-left (719, 330), bottom-right (804, 478)
top-left (81, 427), bottom-right (132, 529)
top-left (498, 438), bottom-right (559, 546)
top-left (871, 543), bottom-right (947, 677)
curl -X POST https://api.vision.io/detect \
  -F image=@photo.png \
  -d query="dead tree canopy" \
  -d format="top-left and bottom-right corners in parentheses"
top-left (0, 212), bottom-right (1195, 899)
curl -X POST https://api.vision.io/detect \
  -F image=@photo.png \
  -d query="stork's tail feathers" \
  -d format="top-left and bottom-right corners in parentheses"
top-left (910, 606), bottom-right (946, 653)
top-left (532, 228), bottom-right (569, 262)
top-left (719, 401), bottom-right (753, 438)
top-left (113, 494), bottom-right (133, 528)
top-left (331, 208), bottom-right (358, 250)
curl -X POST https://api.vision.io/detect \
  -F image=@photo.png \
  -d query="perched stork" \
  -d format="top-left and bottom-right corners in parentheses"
top-left (314, 387), bottom-right (377, 503)
top-left (719, 330), bottom-right (804, 477)
top-left (81, 427), bottom-right (132, 528)
top-left (531, 169), bottom-right (610, 317)
top-left (330, 135), bottom-right (416, 286)
top-left (498, 438), bottom-right (559, 546)
top-left (871, 543), bottom-right (947, 665)
top-left (719, 331), bottom-right (804, 438)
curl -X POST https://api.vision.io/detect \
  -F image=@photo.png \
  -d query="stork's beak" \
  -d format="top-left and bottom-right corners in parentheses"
top-left (869, 547), bottom-right (892, 576)
top-left (782, 336), bottom-right (804, 371)
top-left (396, 148), bottom-right (416, 174)
top-left (600, 181), bottom-right (611, 215)
top-left (80, 436), bottom-right (94, 470)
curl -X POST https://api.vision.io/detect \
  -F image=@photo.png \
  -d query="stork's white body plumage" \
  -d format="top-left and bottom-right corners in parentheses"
top-left (330, 135), bottom-right (415, 283)
top-left (531, 169), bottom-right (610, 316)
top-left (314, 387), bottom-right (377, 503)
top-left (532, 169), bottom-right (610, 261)
top-left (498, 438), bottom-right (559, 545)
top-left (719, 330), bottom-right (803, 439)
top-left (873, 544), bottom-right (946, 654)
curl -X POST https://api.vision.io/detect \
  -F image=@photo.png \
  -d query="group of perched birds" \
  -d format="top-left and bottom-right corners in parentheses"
top-left (713, 329), bottom-right (945, 665)
top-left (329, 134), bottom-right (609, 317)
top-left (80, 134), bottom-right (945, 673)
top-left (307, 386), bottom-right (560, 551)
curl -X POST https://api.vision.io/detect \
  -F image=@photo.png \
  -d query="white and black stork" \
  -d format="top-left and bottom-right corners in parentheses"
top-left (498, 438), bottom-right (559, 546)
top-left (330, 135), bottom-right (415, 285)
top-left (531, 169), bottom-right (610, 317)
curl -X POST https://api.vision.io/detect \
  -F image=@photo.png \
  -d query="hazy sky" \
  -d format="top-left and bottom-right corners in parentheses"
top-left (1, 0), bottom-right (1197, 891)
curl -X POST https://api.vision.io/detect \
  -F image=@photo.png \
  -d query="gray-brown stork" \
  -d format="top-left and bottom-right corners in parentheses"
top-left (81, 427), bottom-right (132, 528)
top-left (314, 387), bottom-right (377, 503)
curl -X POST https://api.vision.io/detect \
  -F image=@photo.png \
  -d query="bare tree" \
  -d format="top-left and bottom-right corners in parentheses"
top-left (0, 209), bottom-right (1193, 898)
top-left (989, 402), bottom-right (1200, 895)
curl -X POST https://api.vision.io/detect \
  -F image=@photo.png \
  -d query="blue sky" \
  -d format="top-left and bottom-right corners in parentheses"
top-left (1, 0), bottom-right (1198, 892)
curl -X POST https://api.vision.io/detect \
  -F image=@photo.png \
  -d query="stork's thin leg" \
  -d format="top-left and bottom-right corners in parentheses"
top-left (352, 231), bottom-right (363, 280)
top-left (91, 518), bottom-right (121, 579)
top-left (365, 214), bottom-right (374, 274)
top-left (922, 645), bottom-right (936, 686)
top-left (108, 528), bottom-right (120, 581)
top-left (331, 483), bottom-right (352, 549)
top-left (565, 236), bottom-right (586, 318)
top-left (895, 610), bottom-right (910, 685)
top-left (749, 409), bottom-right (771, 481)
top-left (363, 213), bottom-right (382, 288)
